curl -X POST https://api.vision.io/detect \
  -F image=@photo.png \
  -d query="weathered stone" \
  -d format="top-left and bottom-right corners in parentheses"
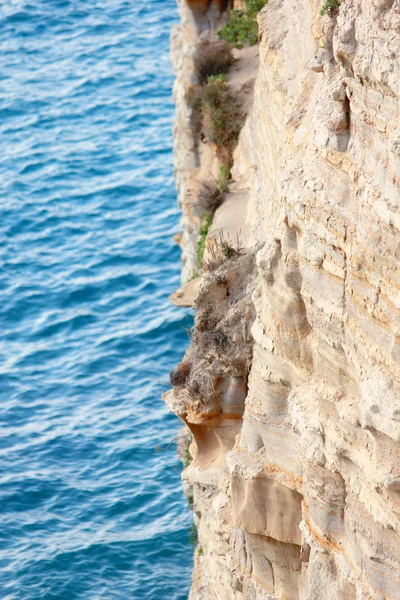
top-left (167, 0), bottom-right (400, 598)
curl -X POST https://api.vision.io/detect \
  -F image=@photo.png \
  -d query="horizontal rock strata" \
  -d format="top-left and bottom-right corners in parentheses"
top-left (168, 0), bottom-right (400, 598)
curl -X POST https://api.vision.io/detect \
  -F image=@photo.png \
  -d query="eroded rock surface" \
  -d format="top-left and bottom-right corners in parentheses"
top-left (168, 0), bottom-right (400, 598)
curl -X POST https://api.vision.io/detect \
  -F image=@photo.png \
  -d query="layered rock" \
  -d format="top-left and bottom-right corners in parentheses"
top-left (167, 1), bottom-right (400, 598)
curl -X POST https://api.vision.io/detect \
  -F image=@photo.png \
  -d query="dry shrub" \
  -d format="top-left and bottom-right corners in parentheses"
top-left (188, 379), bottom-right (202, 398)
top-left (195, 177), bottom-right (223, 214)
top-left (204, 233), bottom-right (244, 272)
top-left (193, 42), bottom-right (234, 85)
top-left (189, 73), bottom-right (244, 167)
top-left (189, 93), bottom-right (203, 141)
top-left (206, 329), bottom-right (230, 351)
top-left (201, 77), bottom-right (244, 165)
top-left (216, 274), bottom-right (227, 286)
top-left (187, 371), bottom-right (216, 401)
top-left (196, 309), bottom-right (218, 332)
top-left (170, 361), bottom-right (191, 387)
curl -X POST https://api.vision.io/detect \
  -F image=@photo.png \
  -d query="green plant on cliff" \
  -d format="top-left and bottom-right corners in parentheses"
top-left (189, 93), bottom-right (203, 141)
top-left (218, 0), bottom-right (268, 49)
top-left (320, 0), bottom-right (341, 16)
top-left (189, 522), bottom-right (198, 547)
top-left (196, 212), bottom-right (213, 268)
top-left (183, 447), bottom-right (192, 469)
top-left (206, 73), bottom-right (227, 85)
top-left (217, 164), bottom-right (231, 193)
top-left (189, 73), bottom-right (243, 167)
top-left (200, 76), bottom-right (244, 165)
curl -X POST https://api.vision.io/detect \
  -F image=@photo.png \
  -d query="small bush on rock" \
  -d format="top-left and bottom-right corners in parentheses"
top-left (206, 329), bottom-right (230, 351)
top-left (196, 177), bottom-right (224, 214)
top-left (170, 361), bottom-right (191, 387)
top-left (189, 523), bottom-right (198, 547)
top-left (193, 42), bottom-right (234, 85)
top-left (204, 232), bottom-right (244, 272)
top-left (196, 213), bottom-right (213, 268)
top-left (189, 94), bottom-right (203, 140)
top-left (320, 0), bottom-right (340, 16)
top-left (201, 76), bottom-right (244, 164)
top-left (206, 73), bottom-right (227, 85)
top-left (183, 447), bottom-right (192, 469)
top-left (218, 0), bottom-right (268, 48)
top-left (217, 164), bottom-right (231, 193)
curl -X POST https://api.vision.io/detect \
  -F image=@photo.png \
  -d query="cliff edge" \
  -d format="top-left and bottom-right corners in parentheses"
top-left (167, 1), bottom-right (400, 598)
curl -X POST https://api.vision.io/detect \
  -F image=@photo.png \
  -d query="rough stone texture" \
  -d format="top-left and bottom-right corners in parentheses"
top-left (168, 0), bottom-right (400, 598)
top-left (171, 0), bottom-right (231, 281)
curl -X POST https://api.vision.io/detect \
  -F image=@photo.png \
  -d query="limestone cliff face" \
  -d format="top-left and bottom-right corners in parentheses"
top-left (168, 1), bottom-right (400, 599)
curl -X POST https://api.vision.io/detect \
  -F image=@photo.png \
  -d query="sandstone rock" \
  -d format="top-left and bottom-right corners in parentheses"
top-left (167, 0), bottom-right (400, 598)
top-left (170, 277), bottom-right (202, 307)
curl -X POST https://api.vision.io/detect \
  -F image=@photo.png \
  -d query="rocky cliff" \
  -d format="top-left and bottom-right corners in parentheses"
top-left (166, 1), bottom-right (400, 598)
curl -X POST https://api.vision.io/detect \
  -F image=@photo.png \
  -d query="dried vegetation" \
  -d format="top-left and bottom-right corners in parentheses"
top-left (170, 246), bottom-right (256, 415)
top-left (193, 41), bottom-right (234, 85)
top-left (195, 178), bottom-right (224, 215)
top-left (200, 74), bottom-right (244, 165)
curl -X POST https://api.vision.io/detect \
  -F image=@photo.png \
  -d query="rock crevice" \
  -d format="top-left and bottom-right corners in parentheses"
top-left (167, 1), bottom-right (400, 598)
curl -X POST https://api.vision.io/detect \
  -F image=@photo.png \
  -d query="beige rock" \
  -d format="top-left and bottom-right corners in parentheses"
top-left (167, 0), bottom-right (400, 597)
top-left (170, 277), bottom-right (202, 307)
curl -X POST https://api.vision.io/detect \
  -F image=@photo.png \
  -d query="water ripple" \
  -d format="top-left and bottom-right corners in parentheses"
top-left (0, 1), bottom-right (192, 598)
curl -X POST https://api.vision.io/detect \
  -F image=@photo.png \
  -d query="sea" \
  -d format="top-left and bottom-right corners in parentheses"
top-left (0, 1), bottom-right (193, 598)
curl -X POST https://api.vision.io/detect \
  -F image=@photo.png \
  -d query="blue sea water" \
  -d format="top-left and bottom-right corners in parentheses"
top-left (0, 1), bottom-right (193, 598)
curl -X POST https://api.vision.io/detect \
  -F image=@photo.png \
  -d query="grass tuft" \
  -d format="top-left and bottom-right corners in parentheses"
top-left (193, 42), bottom-right (234, 85)
top-left (189, 523), bottom-right (198, 547)
top-left (217, 164), bottom-right (231, 193)
top-left (196, 213), bottom-right (213, 269)
top-left (204, 232), bottom-right (244, 272)
top-left (183, 447), bottom-right (192, 469)
top-left (196, 178), bottom-right (224, 214)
